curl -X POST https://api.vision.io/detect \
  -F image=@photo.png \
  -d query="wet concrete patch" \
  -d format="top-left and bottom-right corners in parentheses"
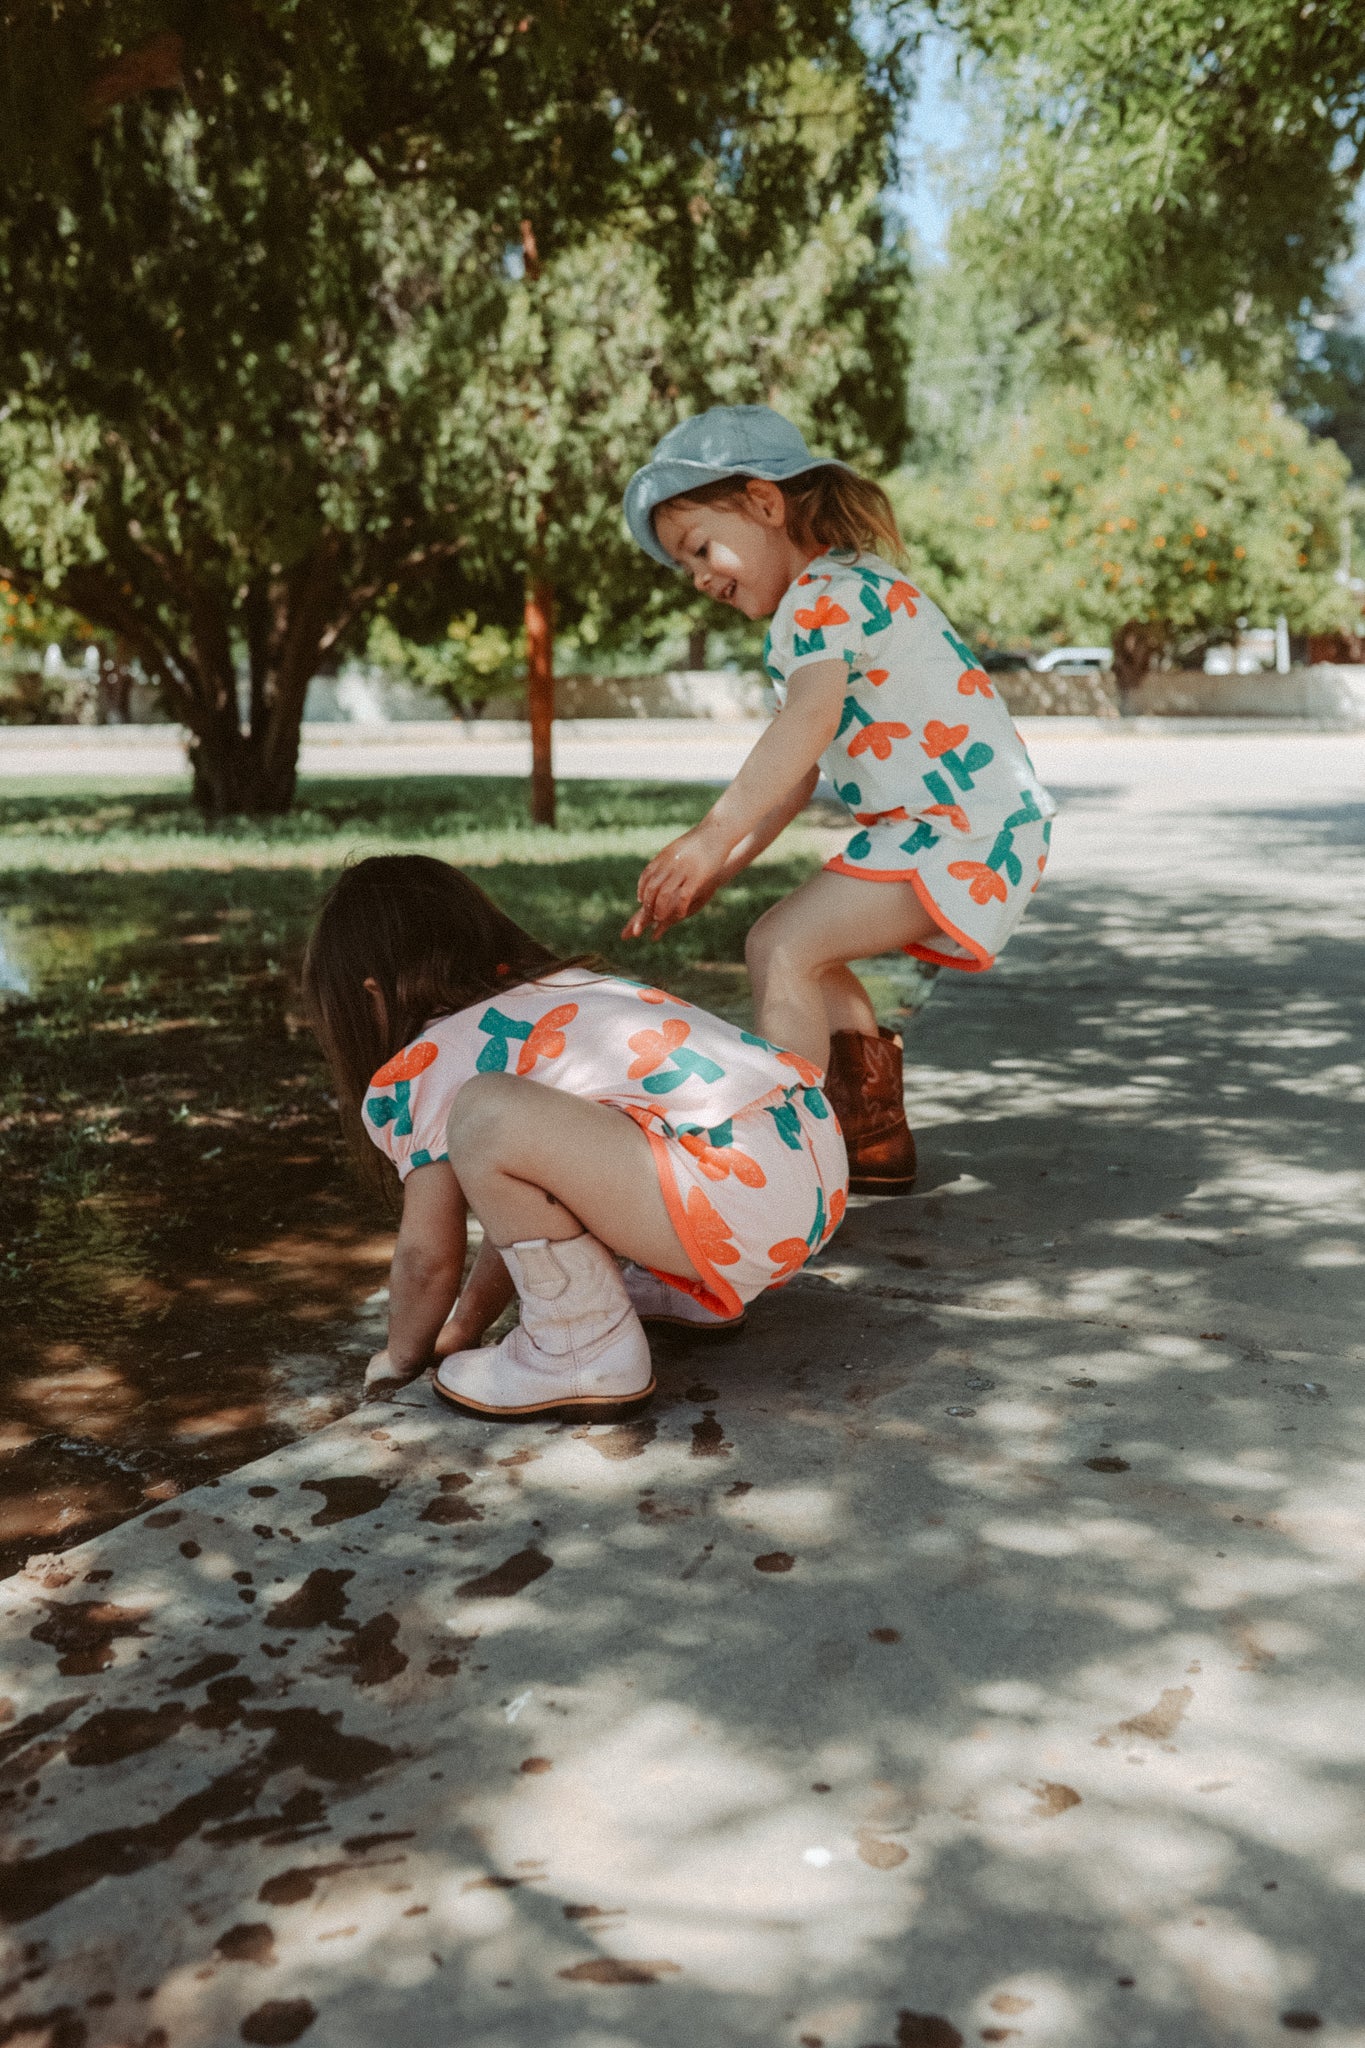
top-left (29, 1601), bottom-right (150, 1676)
top-left (263, 1570), bottom-right (353, 1631)
top-left (417, 1474), bottom-right (482, 1525)
top-left (240, 1997), bottom-right (316, 2043)
top-left (324, 1614), bottom-right (407, 1688)
top-left (299, 1477), bottom-right (394, 1526)
top-left (455, 1549), bottom-right (552, 1599)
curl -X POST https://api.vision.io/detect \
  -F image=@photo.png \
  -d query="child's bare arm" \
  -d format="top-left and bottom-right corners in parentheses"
top-left (434, 1238), bottom-right (515, 1356)
top-left (624, 661), bottom-right (843, 939)
top-left (623, 766), bottom-right (817, 941)
top-left (367, 1162), bottom-right (466, 1389)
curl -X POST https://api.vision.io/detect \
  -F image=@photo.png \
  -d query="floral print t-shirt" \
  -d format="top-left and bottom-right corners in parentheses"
top-left (362, 970), bottom-right (824, 1180)
top-left (764, 550), bottom-right (1057, 971)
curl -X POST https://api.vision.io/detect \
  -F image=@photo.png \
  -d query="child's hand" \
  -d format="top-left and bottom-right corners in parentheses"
top-left (364, 1347), bottom-right (426, 1395)
top-left (623, 825), bottom-right (729, 941)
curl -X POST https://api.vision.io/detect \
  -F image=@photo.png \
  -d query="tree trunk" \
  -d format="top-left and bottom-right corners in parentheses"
top-left (525, 574), bottom-right (555, 828)
top-left (187, 724), bottom-right (299, 817)
top-left (687, 623), bottom-right (708, 671)
top-left (1112, 619), bottom-right (1165, 700)
top-left (36, 531), bottom-right (411, 819)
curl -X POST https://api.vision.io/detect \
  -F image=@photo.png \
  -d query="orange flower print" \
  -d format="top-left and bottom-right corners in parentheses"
top-left (627, 1016), bottom-right (689, 1079)
top-left (793, 593), bottom-right (850, 633)
top-left (628, 1019), bottom-right (724, 1094)
top-left (848, 719), bottom-right (912, 761)
top-left (867, 667), bottom-right (889, 687)
top-left (824, 1186), bottom-right (847, 1238)
top-left (637, 987), bottom-right (669, 1005)
top-left (948, 859), bottom-right (1008, 905)
top-left (854, 805), bottom-right (909, 826)
top-left (679, 1126), bottom-right (767, 1187)
top-left (886, 581), bottom-right (920, 617)
top-left (768, 1236), bottom-right (811, 1284)
top-left (956, 667), bottom-right (995, 697)
top-left (921, 720), bottom-right (970, 759)
top-left (687, 1187), bottom-right (742, 1267)
top-left (370, 1041), bottom-right (439, 1088)
top-left (926, 802), bottom-right (971, 833)
top-left (516, 1002), bottom-right (577, 1075)
top-left (776, 1048), bottom-right (824, 1088)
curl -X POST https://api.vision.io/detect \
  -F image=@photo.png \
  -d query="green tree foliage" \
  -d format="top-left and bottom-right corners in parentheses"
top-left (893, 357), bottom-right (1357, 684)
top-left (364, 612), bottom-right (523, 722)
top-left (367, 148), bottom-right (912, 735)
top-left (0, 3), bottom-right (909, 814)
top-left (901, 242), bottom-right (1063, 473)
top-left (1289, 322), bottom-right (1365, 479)
top-left (933, 0), bottom-right (1365, 352)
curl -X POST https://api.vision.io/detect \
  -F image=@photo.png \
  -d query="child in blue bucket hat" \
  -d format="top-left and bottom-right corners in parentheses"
top-left (623, 404), bottom-right (1056, 1203)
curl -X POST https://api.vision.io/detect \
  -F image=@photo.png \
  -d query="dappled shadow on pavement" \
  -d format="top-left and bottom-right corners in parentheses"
top-left (2, 768), bottom-right (1364, 2046)
top-left (0, 781), bottom-right (807, 1575)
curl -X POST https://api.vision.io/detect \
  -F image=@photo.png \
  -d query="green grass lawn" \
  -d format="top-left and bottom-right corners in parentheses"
top-left (0, 769), bottom-right (830, 1003)
top-left (0, 772), bottom-right (827, 1569)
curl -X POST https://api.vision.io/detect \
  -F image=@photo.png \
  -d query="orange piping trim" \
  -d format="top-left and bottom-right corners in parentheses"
top-left (641, 1121), bottom-right (744, 1319)
top-left (821, 855), bottom-right (996, 972)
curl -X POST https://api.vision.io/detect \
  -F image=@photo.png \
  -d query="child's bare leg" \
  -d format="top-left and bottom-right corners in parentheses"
top-left (818, 962), bottom-right (881, 1040)
top-left (435, 1238), bottom-right (514, 1356)
top-left (445, 1074), bottom-right (701, 1277)
top-left (746, 870), bottom-right (941, 1067)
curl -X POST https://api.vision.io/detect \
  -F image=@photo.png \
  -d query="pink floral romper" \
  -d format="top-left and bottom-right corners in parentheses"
top-left (362, 970), bottom-right (850, 1319)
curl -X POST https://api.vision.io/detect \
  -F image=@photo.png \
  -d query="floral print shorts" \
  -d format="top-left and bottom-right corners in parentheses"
top-left (630, 1081), bottom-right (850, 1319)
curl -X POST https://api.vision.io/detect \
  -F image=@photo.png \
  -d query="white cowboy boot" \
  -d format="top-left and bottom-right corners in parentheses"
top-left (621, 1263), bottom-right (746, 1334)
top-left (433, 1232), bottom-right (654, 1420)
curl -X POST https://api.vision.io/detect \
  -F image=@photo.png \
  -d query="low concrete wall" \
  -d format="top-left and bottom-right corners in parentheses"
top-left (994, 670), bottom-right (1120, 717)
top-left (484, 669), bottom-right (771, 720)
top-left (1125, 664), bottom-right (1365, 720)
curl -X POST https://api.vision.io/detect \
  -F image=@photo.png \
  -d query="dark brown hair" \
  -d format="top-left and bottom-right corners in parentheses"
top-left (663, 465), bottom-right (905, 564)
top-left (301, 855), bottom-right (572, 1177)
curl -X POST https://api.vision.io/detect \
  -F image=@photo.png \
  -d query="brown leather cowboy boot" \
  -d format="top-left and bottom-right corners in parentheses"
top-left (824, 1026), bottom-right (917, 1194)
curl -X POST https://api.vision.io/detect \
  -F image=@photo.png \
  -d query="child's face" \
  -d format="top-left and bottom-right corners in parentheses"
top-left (654, 482), bottom-right (811, 619)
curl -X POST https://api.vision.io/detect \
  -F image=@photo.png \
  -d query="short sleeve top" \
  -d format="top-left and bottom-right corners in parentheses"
top-left (763, 551), bottom-right (1056, 843)
top-left (361, 970), bottom-right (822, 1181)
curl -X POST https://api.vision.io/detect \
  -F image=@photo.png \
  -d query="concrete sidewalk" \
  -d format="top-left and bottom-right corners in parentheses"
top-left (2, 734), bottom-right (1365, 2045)
top-left (3, 712), bottom-right (1364, 787)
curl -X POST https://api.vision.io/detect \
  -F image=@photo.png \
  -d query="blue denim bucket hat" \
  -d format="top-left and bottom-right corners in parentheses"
top-left (623, 404), bottom-right (852, 567)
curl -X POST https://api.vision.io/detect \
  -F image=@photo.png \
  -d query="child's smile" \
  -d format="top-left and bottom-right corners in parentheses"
top-left (654, 487), bottom-right (815, 620)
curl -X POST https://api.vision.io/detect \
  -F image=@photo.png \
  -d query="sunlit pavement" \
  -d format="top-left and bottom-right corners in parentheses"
top-left (2, 726), bottom-right (1364, 2047)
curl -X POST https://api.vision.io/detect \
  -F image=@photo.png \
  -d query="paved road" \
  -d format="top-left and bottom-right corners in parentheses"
top-left (2, 730), bottom-right (1364, 2046)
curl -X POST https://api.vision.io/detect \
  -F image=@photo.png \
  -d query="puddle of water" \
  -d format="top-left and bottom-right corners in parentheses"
top-left (0, 916), bottom-right (31, 996)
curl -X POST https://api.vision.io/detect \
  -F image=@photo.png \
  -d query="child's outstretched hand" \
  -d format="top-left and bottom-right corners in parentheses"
top-left (623, 823), bottom-right (729, 941)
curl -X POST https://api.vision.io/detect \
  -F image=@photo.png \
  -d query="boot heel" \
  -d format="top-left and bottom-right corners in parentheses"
top-left (824, 1027), bottom-right (918, 1194)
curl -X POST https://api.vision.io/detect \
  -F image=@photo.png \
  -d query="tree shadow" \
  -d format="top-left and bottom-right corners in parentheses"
top-left (3, 826), bottom-right (1363, 2041)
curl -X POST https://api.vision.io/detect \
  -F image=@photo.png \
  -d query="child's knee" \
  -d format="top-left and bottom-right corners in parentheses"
top-left (446, 1072), bottom-right (520, 1160)
top-left (746, 901), bottom-right (792, 975)
top-left (747, 899), bottom-right (823, 979)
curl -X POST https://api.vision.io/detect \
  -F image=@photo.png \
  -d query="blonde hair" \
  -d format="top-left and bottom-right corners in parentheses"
top-left (663, 465), bottom-right (905, 565)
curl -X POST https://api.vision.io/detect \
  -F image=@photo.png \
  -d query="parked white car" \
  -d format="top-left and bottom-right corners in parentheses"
top-left (1033, 646), bottom-right (1113, 673)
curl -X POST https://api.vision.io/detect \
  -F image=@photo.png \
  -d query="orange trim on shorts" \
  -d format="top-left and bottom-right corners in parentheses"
top-left (821, 855), bottom-right (995, 973)
top-left (640, 1120), bottom-right (745, 1320)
